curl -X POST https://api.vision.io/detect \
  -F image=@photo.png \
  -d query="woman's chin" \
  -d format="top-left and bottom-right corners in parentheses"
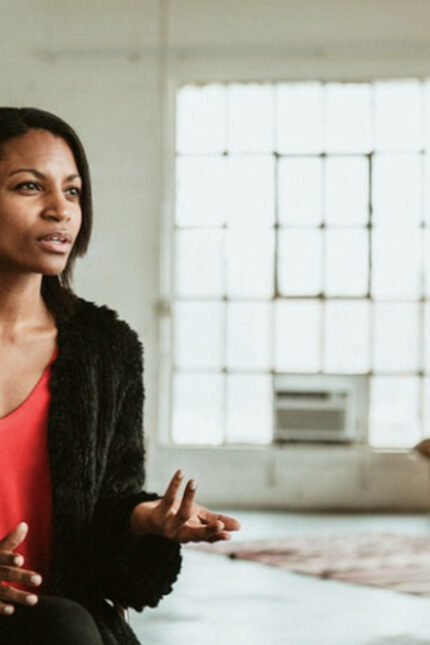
top-left (41, 266), bottom-right (67, 276)
top-left (36, 260), bottom-right (68, 276)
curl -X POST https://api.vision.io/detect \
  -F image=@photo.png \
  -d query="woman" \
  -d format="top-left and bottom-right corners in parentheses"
top-left (0, 107), bottom-right (241, 645)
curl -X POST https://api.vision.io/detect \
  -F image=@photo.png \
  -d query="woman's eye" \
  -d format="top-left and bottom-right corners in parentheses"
top-left (16, 181), bottom-right (40, 191)
top-left (14, 182), bottom-right (81, 197)
top-left (66, 186), bottom-right (81, 197)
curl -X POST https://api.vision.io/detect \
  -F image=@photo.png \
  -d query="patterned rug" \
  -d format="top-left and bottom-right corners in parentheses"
top-left (189, 533), bottom-right (430, 595)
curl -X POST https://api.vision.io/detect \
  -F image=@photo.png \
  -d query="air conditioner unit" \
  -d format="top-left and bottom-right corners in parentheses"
top-left (273, 374), bottom-right (369, 444)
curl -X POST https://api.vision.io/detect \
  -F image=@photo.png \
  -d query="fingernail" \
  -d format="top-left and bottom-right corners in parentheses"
top-left (26, 595), bottom-right (38, 605)
top-left (189, 479), bottom-right (197, 490)
top-left (30, 575), bottom-right (42, 586)
top-left (4, 606), bottom-right (14, 615)
top-left (14, 556), bottom-right (24, 567)
top-left (177, 469), bottom-right (184, 479)
top-left (18, 522), bottom-right (28, 532)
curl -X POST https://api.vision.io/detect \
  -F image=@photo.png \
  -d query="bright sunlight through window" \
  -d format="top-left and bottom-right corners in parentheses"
top-left (172, 80), bottom-right (430, 449)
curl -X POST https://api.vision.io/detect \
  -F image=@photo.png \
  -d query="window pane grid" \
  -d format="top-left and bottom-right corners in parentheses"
top-left (172, 79), bottom-right (430, 447)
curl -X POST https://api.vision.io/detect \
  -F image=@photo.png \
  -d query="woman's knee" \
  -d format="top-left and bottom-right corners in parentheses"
top-left (33, 595), bottom-right (104, 645)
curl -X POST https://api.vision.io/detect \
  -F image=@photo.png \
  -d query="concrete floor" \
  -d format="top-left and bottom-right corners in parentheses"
top-left (130, 510), bottom-right (430, 645)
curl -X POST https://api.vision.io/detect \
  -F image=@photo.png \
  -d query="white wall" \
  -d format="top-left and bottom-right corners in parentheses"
top-left (3, 0), bottom-right (430, 508)
top-left (0, 0), bottom-right (165, 479)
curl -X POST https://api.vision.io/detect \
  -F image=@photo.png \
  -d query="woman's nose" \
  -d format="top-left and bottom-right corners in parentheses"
top-left (43, 209), bottom-right (70, 222)
top-left (42, 189), bottom-right (71, 221)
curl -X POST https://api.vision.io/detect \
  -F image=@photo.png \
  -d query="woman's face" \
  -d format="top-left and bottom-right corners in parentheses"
top-left (0, 128), bottom-right (82, 277)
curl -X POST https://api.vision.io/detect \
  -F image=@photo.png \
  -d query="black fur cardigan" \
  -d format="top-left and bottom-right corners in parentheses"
top-left (44, 295), bottom-right (182, 644)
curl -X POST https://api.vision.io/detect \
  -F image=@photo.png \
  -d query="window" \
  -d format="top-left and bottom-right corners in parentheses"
top-left (171, 80), bottom-right (430, 449)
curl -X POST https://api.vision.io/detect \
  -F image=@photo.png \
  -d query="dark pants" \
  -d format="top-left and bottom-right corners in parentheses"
top-left (0, 594), bottom-right (105, 645)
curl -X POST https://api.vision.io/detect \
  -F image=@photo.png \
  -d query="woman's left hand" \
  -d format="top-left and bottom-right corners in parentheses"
top-left (130, 470), bottom-right (241, 544)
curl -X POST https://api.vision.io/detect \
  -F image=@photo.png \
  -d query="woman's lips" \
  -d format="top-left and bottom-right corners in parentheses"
top-left (37, 239), bottom-right (71, 254)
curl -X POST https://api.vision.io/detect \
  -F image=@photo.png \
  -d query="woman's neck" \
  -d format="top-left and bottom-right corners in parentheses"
top-left (0, 271), bottom-right (51, 336)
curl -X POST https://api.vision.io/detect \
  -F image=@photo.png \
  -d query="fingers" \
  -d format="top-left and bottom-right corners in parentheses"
top-left (0, 551), bottom-right (24, 569)
top-left (198, 509), bottom-right (241, 532)
top-left (175, 479), bottom-right (198, 527)
top-left (0, 523), bottom-right (42, 616)
top-left (183, 521), bottom-right (229, 543)
top-left (161, 469), bottom-right (198, 513)
top-left (0, 523), bottom-right (28, 552)
top-left (164, 470), bottom-right (241, 544)
top-left (0, 564), bottom-right (42, 616)
top-left (0, 565), bottom-right (42, 589)
top-left (0, 583), bottom-right (39, 612)
top-left (0, 522), bottom-right (28, 598)
top-left (213, 514), bottom-right (241, 532)
top-left (207, 532), bottom-right (232, 543)
top-left (161, 471), bottom-right (199, 537)
top-left (0, 602), bottom-right (15, 616)
top-left (160, 470), bottom-right (185, 512)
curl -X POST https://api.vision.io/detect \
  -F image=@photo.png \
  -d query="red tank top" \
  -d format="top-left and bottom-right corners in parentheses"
top-left (0, 345), bottom-right (58, 595)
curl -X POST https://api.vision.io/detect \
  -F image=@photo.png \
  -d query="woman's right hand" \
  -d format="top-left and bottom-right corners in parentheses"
top-left (0, 522), bottom-right (42, 616)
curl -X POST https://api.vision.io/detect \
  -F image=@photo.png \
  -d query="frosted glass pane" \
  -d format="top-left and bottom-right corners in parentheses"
top-left (373, 303), bottom-right (419, 372)
top-left (325, 157), bottom-right (369, 226)
top-left (424, 81), bottom-right (430, 151)
top-left (369, 376), bottom-right (420, 448)
top-left (226, 374), bottom-right (273, 444)
top-left (325, 83), bottom-right (372, 153)
top-left (372, 155), bottom-right (422, 226)
top-left (278, 157), bottom-right (323, 226)
top-left (274, 300), bottom-right (321, 372)
top-left (424, 155), bottom-right (430, 224)
top-left (371, 229), bottom-right (421, 299)
top-left (172, 373), bottom-right (224, 444)
top-left (424, 230), bottom-right (430, 297)
top-left (374, 80), bottom-right (423, 152)
top-left (422, 378), bottom-right (430, 438)
top-left (226, 230), bottom-right (275, 298)
top-left (324, 300), bottom-right (370, 373)
top-left (174, 301), bottom-right (224, 369)
top-left (226, 156), bottom-right (275, 227)
top-left (176, 84), bottom-right (226, 153)
top-left (227, 83), bottom-right (274, 152)
top-left (176, 157), bottom-right (227, 227)
top-left (325, 229), bottom-right (369, 296)
top-left (423, 304), bottom-right (430, 372)
top-left (276, 83), bottom-right (324, 153)
top-left (278, 229), bottom-right (322, 295)
top-left (226, 302), bottom-right (272, 370)
top-left (175, 230), bottom-right (224, 297)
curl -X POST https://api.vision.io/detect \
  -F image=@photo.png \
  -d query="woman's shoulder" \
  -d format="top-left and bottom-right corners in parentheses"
top-left (69, 296), bottom-right (142, 354)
